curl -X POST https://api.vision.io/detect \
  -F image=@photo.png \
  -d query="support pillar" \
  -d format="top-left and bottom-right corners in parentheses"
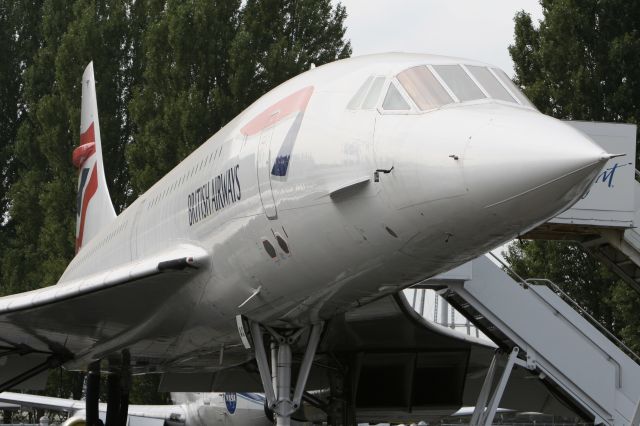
top-left (105, 372), bottom-right (121, 426)
top-left (471, 347), bottom-right (520, 426)
top-left (85, 361), bottom-right (101, 426)
top-left (117, 351), bottom-right (131, 426)
top-left (326, 366), bottom-right (356, 426)
top-left (470, 351), bottom-right (499, 426)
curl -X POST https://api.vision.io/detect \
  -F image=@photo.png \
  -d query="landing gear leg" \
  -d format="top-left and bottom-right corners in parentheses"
top-left (250, 322), bottom-right (324, 426)
top-left (105, 370), bottom-right (122, 426)
top-left (104, 351), bottom-right (131, 426)
top-left (85, 361), bottom-right (101, 426)
top-left (119, 351), bottom-right (131, 426)
top-left (326, 364), bottom-right (356, 426)
top-left (118, 351), bottom-right (131, 426)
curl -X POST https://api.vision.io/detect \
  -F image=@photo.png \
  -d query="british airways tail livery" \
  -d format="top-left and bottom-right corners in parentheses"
top-left (73, 62), bottom-right (117, 252)
top-left (0, 53), bottom-right (610, 425)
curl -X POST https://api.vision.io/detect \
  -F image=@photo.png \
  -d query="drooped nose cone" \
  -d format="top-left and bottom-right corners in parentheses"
top-left (464, 107), bottom-right (608, 225)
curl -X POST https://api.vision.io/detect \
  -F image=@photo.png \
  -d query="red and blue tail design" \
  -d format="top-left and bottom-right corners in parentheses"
top-left (73, 62), bottom-right (116, 253)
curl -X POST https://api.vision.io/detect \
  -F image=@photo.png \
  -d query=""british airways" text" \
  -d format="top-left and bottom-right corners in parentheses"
top-left (188, 164), bottom-right (241, 226)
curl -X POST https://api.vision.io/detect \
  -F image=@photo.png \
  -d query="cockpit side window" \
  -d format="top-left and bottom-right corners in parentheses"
top-left (347, 76), bottom-right (374, 110)
top-left (491, 68), bottom-right (536, 108)
top-left (466, 65), bottom-right (516, 103)
top-left (397, 66), bottom-right (453, 111)
top-left (432, 64), bottom-right (486, 102)
top-left (382, 82), bottom-right (410, 110)
top-left (362, 76), bottom-right (385, 109)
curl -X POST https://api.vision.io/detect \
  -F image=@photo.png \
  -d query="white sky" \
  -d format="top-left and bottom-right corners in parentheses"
top-left (337, 0), bottom-right (544, 77)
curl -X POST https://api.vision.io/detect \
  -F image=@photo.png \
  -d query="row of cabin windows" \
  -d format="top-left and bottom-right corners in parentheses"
top-left (348, 64), bottom-right (534, 113)
top-left (147, 143), bottom-right (227, 210)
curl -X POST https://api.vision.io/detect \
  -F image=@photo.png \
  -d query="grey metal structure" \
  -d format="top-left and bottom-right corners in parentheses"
top-left (424, 255), bottom-right (640, 425)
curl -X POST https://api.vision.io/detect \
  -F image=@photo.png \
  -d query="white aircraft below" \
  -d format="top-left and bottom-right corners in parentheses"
top-left (0, 391), bottom-right (274, 426)
top-left (0, 391), bottom-right (499, 426)
top-left (0, 53), bottom-right (611, 425)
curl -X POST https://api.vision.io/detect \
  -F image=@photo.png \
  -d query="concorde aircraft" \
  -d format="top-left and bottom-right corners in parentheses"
top-left (0, 53), bottom-right (611, 425)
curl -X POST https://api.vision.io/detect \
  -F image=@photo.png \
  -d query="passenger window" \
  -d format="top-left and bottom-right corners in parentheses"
top-left (397, 66), bottom-right (453, 110)
top-left (466, 65), bottom-right (516, 103)
top-left (491, 68), bottom-right (536, 108)
top-left (347, 76), bottom-right (373, 109)
top-left (432, 64), bottom-right (486, 102)
top-left (361, 77), bottom-right (385, 109)
top-left (382, 83), bottom-right (410, 110)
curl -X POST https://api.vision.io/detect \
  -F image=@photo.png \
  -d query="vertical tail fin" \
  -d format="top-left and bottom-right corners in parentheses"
top-left (73, 62), bottom-right (116, 253)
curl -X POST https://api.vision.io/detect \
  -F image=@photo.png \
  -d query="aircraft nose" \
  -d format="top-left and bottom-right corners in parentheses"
top-left (464, 112), bottom-right (609, 219)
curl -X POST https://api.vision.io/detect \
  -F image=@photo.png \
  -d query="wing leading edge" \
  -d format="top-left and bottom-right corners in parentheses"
top-left (0, 244), bottom-right (209, 391)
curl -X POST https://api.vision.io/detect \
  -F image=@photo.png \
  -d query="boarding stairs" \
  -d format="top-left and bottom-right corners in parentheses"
top-left (413, 122), bottom-right (640, 425)
top-left (419, 254), bottom-right (640, 426)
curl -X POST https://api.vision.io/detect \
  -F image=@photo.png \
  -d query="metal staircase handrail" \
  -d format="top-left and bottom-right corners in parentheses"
top-left (525, 277), bottom-right (640, 365)
top-left (487, 252), bottom-right (640, 365)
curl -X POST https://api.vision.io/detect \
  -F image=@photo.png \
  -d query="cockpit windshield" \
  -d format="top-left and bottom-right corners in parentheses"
top-left (432, 65), bottom-right (486, 102)
top-left (397, 66), bottom-right (453, 110)
top-left (490, 68), bottom-right (536, 108)
top-left (347, 63), bottom-right (535, 112)
top-left (466, 65), bottom-right (516, 103)
top-left (397, 64), bottom-right (534, 111)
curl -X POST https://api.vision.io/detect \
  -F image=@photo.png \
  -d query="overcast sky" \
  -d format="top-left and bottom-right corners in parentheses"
top-left (337, 1), bottom-right (544, 77)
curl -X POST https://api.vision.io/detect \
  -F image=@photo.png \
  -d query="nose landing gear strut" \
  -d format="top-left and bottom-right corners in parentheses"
top-left (249, 321), bottom-right (324, 426)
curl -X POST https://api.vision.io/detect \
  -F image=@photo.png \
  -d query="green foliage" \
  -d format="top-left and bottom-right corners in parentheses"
top-left (46, 369), bottom-right (85, 400)
top-left (509, 1), bottom-right (640, 127)
top-left (0, 0), bottom-right (45, 292)
top-left (126, 0), bottom-right (351, 194)
top-left (508, 2), bottom-right (640, 352)
top-left (228, 0), bottom-right (351, 117)
top-left (129, 375), bottom-right (171, 404)
top-left (127, 0), bottom-right (241, 193)
top-left (0, 0), bottom-right (350, 403)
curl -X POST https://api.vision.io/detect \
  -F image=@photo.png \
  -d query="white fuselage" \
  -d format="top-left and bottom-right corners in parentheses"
top-left (57, 53), bottom-right (607, 371)
top-left (67, 392), bottom-right (273, 426)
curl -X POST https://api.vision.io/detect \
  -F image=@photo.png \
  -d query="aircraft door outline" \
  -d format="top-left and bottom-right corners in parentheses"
top-left (257, 127), bottom-right (278, 219)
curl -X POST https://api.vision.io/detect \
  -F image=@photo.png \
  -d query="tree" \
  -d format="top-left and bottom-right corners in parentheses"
top-left (1, 0), bottom-right (75, 294)
top-left (507, 1), bottom-right (640, 351)
top-left (0, 0), bottom-right (155, 403)
top-left (0, 0), bottom-right (45, 293)
top-left (228, 0), bottom-right (351, 117)
top-left (510, 1), bottom-right (640, 132)
top-left (127, 0), bottom-right (351, 194)
top-left (127, 0), bottom-right (241, 194)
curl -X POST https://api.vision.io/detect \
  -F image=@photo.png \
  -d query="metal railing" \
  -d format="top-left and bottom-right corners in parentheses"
top-left (488, 252), bottom-right (640, 365)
